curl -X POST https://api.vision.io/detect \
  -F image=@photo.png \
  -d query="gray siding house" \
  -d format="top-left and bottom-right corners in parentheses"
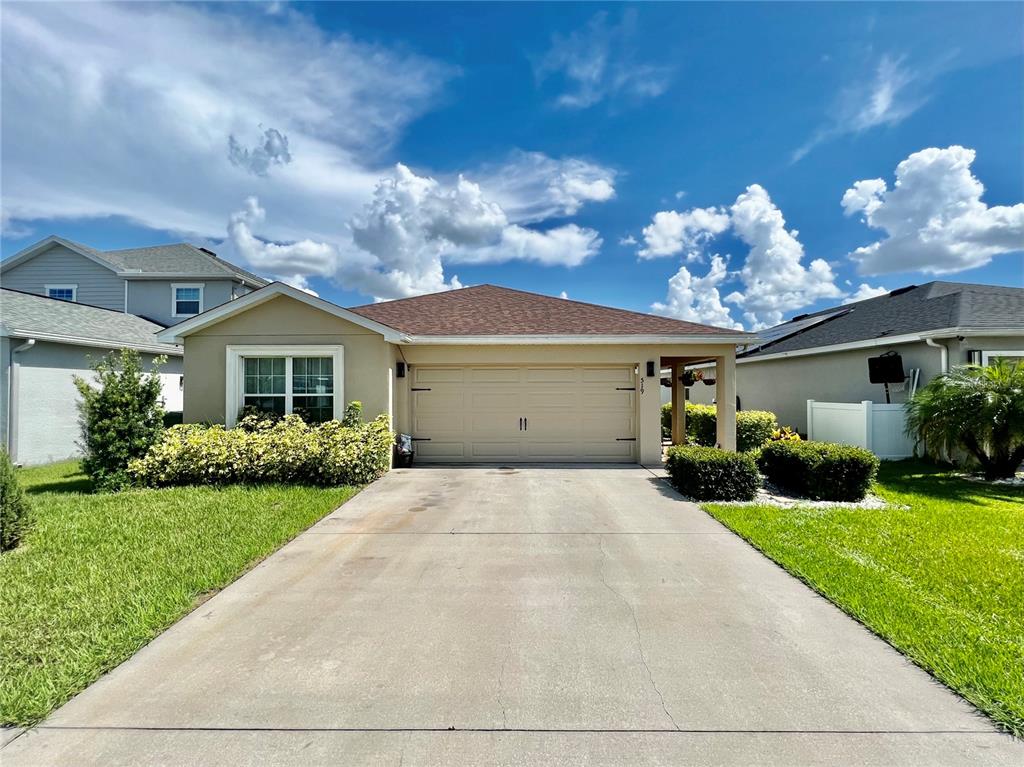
top-left (1, 236), bottom-right (268, 327)
top-left (687, 282), bottom-right (1024, 433)
top-left (1, 289), bottom-right (183, 465)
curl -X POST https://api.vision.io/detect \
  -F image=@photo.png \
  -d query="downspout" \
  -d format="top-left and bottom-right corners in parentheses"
top-left (925, 337), bottom-right (948, 374)
top-left (8, 338), bottom-right (36, 464)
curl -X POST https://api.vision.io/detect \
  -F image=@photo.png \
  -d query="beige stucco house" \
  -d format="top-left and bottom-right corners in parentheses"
top-left (157, 283), bottom-right (752, 464)
top-left (687, 281), bottom-right (1024, 434)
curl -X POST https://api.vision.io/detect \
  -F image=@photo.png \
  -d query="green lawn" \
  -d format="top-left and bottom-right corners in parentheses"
top-left (704, 459), bottom-right (1024, 736)
top-left (0, 461), bottom-right (358, 726)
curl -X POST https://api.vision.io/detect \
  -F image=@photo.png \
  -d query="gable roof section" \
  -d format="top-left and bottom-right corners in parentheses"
top-left (0, 288), bottom-right (180, 355)
top-left (348, 285), bottom-right (750, 339)
top-left (742, 281), bottom-right (1024, 360)
top-left (155, 282), bottom-right (406, 344)
top-left (1, 236), bottom-right (268, 287)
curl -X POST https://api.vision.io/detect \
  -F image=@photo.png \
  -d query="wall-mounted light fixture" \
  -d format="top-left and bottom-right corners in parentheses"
top-left (396, 362), bottom-right (406, 378)
top-left (646, 361), bottom-right (656, 377)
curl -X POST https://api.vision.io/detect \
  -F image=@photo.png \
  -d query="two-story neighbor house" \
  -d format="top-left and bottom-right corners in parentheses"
top-left (1, 235), bottom-right (268, 465)
top-left (0, 235), bottom-right (268, 326)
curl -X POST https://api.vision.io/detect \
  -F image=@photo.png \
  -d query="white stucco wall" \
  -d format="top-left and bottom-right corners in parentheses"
top-left (7, 340), bottom-right (183, 466)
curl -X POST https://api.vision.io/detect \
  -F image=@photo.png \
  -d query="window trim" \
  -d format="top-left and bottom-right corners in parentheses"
top-left (981, 350), bottom-right (1024, 366)
top-left (171, 282), bottom-right (205, 318)
top-left (45, 284), bottom-right (78, 302)
top-left (225, 345), bottom-right (344, 427)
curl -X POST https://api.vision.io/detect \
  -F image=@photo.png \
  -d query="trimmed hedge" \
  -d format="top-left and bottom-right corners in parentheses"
top-left (129, 412), bottom-right (392, 488)
top-left (663, 403), bottom-right (778, 452)
top-left (758, 440), bottom-right (879, 501)
top-left (665, 445), bottom-right (761, 501)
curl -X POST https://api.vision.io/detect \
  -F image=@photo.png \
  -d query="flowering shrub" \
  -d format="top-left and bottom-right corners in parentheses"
top-left (129, 412), bottom-right (392, 487)
top-left (770, 426), bottom-right (802, 442)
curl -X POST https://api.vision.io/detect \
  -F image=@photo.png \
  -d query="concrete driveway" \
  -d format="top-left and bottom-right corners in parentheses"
top-left (4, 466), bottom-right (1020, 766)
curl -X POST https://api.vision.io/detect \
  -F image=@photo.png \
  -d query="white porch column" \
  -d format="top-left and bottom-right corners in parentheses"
top-left (715, 352), bottom-right (737, 451)
top-left (639, 358), bottom-right (662, 465)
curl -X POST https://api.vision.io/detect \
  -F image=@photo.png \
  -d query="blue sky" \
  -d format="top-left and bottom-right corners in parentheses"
top-left (2, 1), bottom-right (1022, 329)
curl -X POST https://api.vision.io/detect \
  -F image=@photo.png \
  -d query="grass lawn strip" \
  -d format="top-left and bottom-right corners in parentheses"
top-left (703, 459), bottom-right (1024, 737)
top-left (0, 461), bottom-right (358, 726)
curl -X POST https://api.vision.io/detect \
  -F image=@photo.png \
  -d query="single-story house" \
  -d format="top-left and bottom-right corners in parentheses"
top-left (157, 283), bottom-right (752, 464)
top-left (1, 288), bottom-right (183, 465)
top-left (687, 281), bottom-right (1024, 433)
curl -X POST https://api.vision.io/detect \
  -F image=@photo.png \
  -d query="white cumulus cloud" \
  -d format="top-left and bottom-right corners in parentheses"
top-left (641, 185), bottom-right (843, 330)
top-left (639, 207), bottom-right (731, 260)
top-left (842, 146), bottom-right (1024, 274)
top-left (843, 283), bottom-right (889, 304)
top-left (652, 255), bottom-right (742, 330)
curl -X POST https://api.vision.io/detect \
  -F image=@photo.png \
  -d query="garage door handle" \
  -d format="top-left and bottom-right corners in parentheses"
top-left (524, 417), bottom-right (528, 431)
top-left (519, 417), bottom-right (524, 431)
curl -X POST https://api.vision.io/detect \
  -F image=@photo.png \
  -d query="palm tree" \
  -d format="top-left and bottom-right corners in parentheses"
top-left (906, 359), bottom-right (1024, 480)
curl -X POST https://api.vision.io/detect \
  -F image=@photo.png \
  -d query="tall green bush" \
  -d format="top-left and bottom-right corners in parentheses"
top-left (663, 403), bottom-right (778, 452)
top-left (906, 360), bottom-right (1024, 480)
top-left (0, 447), bottom-right (29, 552)
top-left (129, 411), bottom-right (392, 487)
top-left (74, 349), bottom-right (166, 490)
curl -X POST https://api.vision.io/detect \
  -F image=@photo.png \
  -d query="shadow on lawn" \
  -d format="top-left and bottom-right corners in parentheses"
top-left (879, 459), bottom-right (1024, 506)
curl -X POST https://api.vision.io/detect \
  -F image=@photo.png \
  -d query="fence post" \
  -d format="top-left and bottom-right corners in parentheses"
top-left (806, 400), bottom-right (815, 440)
top-left (862, 400), bottom-right (873, 452)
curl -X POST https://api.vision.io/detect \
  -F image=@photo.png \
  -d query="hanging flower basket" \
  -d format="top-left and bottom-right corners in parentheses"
top-left (681, 370), bottom-right (703, 387)
top-left (702, 377), bottom-right (716, 386)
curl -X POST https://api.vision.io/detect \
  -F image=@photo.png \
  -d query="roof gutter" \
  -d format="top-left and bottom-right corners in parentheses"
top-left (736, 326), bottom-right (1021, 364)
top-left (400, 333), bottom-right (757, 346)
top-left (1, 329), bottom-right (181, 356)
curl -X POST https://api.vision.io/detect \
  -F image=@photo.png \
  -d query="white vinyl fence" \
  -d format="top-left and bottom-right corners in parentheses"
top-left (806, 400), bottom-right (915, 459)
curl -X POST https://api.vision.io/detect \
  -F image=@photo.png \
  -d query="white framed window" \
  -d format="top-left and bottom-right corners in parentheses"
top-left (981, 350), bottom-right (1024, 366)
top-left (172, 283), bottom-right (205, 317)
top-left (225, 345), bottom-right (344, 427)
top-left (45, 284), bottom-right (77, 302)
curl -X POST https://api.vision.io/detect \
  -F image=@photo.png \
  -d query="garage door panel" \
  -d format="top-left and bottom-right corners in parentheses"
top-left (414, 414), bottom-right (465, 435)
top-left (581, 441), bottom-right (636, 458)
top-left (414, 392), bottom-right (463, 411)
top-left (526, 367), bottom-right (578, 383)
top-left (582, 414), bottom-right (634, 438)
top-left (582, 367), bottom-right (634, 384)
top-left (524, 391), bottom-right (577, 409)
top-left (414, 367), bottom-right (465, 384)
top-left (581, 391), bottom-right (635, 410)
top-left (470, 413), bottom-right (522, 436)
top-left (470, 391), bottom-right (522, 410)
top-left (415, 441), bottom-right (465, 458)
top-left (471, 442), bottom-right (523, 458)
top-left (470, 368), bottom-right (521, 384)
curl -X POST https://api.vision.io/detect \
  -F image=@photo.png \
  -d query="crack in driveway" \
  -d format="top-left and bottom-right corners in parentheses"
top-left (597, 534), bottom-right (681, 732)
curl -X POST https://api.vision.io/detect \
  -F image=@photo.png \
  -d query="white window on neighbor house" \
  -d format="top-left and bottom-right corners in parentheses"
top-left (172, 283), bottom-right (204, 317)
top-left (45, 284), bottom-right (77, 302)
top-left (980, 350), bottom-right (1024, 366)
top-left (225, 345), bottom-right (344, 427)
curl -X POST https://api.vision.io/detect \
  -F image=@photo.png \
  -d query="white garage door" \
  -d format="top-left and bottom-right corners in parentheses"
top-left (411, 365), bottom-right (637, 463)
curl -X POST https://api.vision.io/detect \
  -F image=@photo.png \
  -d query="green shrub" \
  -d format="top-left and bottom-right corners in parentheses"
top-left (129, 410), bottom-right (392, 488)
top-left (0, 447), bottom-right (30, 552)
top-left (162, 411), bottom-right (184, 428)
top-left (664, 403), bottom-right (778, 452)
top-left (661, 402), bottom-right (672, 438)
top-left (342, 400), bottom-right (363, 427)
top-left (758, 440), bottom-right (879, 501)
top-left (665, 445), bottom-right (761, 501)
top-left (74, 349), bottom-right (166, 491)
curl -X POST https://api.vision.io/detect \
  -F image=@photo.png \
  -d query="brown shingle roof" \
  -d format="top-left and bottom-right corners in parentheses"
top-left (347, 285), bottom-right (747, 337)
